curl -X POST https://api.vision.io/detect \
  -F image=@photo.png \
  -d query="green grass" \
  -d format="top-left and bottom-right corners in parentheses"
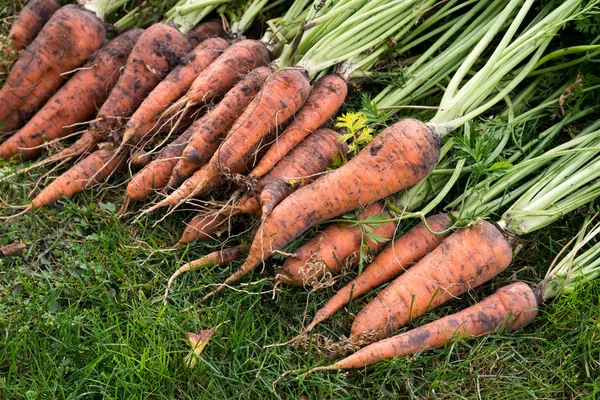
top-left (0, 164), bottom-right (599, 399)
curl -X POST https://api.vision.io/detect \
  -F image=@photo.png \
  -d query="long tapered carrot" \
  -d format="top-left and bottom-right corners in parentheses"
top-left (350, 219), bottom-right (513, 342)
top-left (186, 20), bottom-right (226, 48)
top-left (303, 214), bottom-right (452, 333)
top-left (0, 30), bottom-right (143, 161)
top-left (15, 145), bottom-right (126, 215)
top-left (140, 68), bottom-right (311, 216)
top-left (0, 5), bottom-right (106, 132)
top-left (118, 37), bottom-right (229, 148)
top-left (302, 282), bottom-right (538, 373)
top-left (7, 0), bottom-right (61, 53)
top-left (201, 118), bottom-right (440, 301)
top-left (168, 66), bottom-right (274, 188)
top-left (165, 244), bottom-right (249, 300)
top-left (37, 23), bottom-right (190, 164)
top-left (276, 202), bottom-right (396, 288)
top-left (249, 74), bottom-right (348, 179)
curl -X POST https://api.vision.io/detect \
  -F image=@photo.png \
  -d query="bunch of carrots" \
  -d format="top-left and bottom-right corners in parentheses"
top-left (3, 0), bottom-right (600, 381)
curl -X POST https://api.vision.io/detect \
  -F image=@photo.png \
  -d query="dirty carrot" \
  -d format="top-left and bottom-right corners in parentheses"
top-left (201, 118), bottom-right (439, 301)
top-left (277, 202), bottom-right (396, 288)
top-left (0, 4), bottom-right (106, 131)
top-left (168, 66), bottom-right (274, 188)
top-left (6, 0), bottom-right (61, 53)
top-left (118, 37), bottom-right (229, 149)
top-left (0, 29), bottom-right (143, 161)
top-left (249, 74), bottom-right (348, 179)
top-left (301, 282), bottom-right (538, 373)
top-left (303, 214), bottom-right (451, 333)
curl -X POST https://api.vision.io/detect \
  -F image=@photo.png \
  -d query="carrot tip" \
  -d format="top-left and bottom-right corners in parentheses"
top-left (200, 283), bottom-right (227, 303)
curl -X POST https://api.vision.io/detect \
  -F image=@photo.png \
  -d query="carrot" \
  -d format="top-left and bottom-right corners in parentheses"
top-left (249, 74), bottom-right (348, 179)
top-left (302, 282), bottom-right (538, 373)
top-left (350, 219), bottom-right (513, 343)
top-left (118, 37), bottom-right (229, 149)
top-left (177, 211), bottom-right (233, 246)
top-left (303, 214), bottom-right (452, 333)
top-left (255, 128), bottom-right (347, 218)
top-left (140, 68), bottom-right (311, 216)
top-left (0, 29), bottom-right (143, 161)
top-left (130, 149), bottom-right (152, 168)
top-left (276, 202), bottom-right (396, 288)
top-left (37, 23), bottom-right (190, 164)
top-left (182, 39), bottom-right (270, 107)
top-left (169, 68), bottom-right (311, 205)
top-left (186, 20), bottom-right (226, 48)
top-left (176, 127), bottom-right (345, 246)
top-left (168, 66), bottom-right (274, 188)
top-left (165, 244), bottom-right (249, 300)
top-left (123, 128), bottom-right (196, 206)
top-left (17, 144), bottom-right (126, 214)
top-left (201, 118), bottom-right (440, 301)
top-left (6, 0), bottom-right (61, 53)
top-left (0, 4), bottom-right (106, 132)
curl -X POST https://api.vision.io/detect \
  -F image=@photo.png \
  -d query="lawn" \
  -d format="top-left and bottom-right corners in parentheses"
top-left (1, 166), bottom-right (599, 399)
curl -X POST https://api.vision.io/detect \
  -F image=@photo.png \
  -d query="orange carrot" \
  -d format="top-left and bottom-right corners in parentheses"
top-left (303, 282), bottom-right (538, 373)
top-left (19, 144), bottom-right (126, 214)
top-left (0, 29), bottom-right (143, 161)
top-left (350, 220), bottom-right (513, 342)
top-left (140, 68), bottom-right (311, 215)
top-left (186, 20), bottom-right (226, 48)
top-left (183, 39), bottom-right (270, 107)
top-left (172, 68), bottom-right (311, 204)
top-left (118, 37), bottom-right (229, 148)
top-left (177, 211), bottom-right (233, 246)
top-left (249, 74), bottom-right (348, 179)
top-left (123, 128), bottom-right (196, 205)
top-left (7, 0), bottom-right (61, 53)
top-left (256, 128), bottom-right (346, 218)
top-left (175, 127), bottom-right (345, 246)
top-left (276, 202), bottom-right (396, 288)
top-left (165, 244), bottom-right (249, 299)
top-left (168, 66), bottom-right (274, 188)
top-left (303, 214), bottom-right (451, 333)
top-left (38, 23), bottom-right (190, 163)
top-left (0, 5), bottom-right (106, 131)
top-left (201, 118), bottom-right (440, 301)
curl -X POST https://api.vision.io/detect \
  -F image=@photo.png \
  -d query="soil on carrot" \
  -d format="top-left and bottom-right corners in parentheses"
top-left (1, 160), bottom-right (599, 399)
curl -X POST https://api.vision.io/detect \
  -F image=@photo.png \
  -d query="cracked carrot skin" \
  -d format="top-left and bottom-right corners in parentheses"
top-left (205, 118), bottom-right (440, 299)
top-left (0, 4), bottom-right (106, 132)
top-left (0, 30), bottom-right (143, 161)
top-left (351, 219), bottom-right (513, 342)
top-left (316, 282), bottom-right (538, 371)
top-left (7, 0), bottom-right (61, 53)
top-left (277, 202), bottom-right (396, 287)
top-left (304, 214), bottom-right (452, 332)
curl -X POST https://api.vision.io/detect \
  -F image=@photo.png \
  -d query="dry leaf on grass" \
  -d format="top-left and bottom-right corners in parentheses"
top-left (0, 243), bottom-right (26, 257)
top-left (184, 327), bottom-right (217, 368)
